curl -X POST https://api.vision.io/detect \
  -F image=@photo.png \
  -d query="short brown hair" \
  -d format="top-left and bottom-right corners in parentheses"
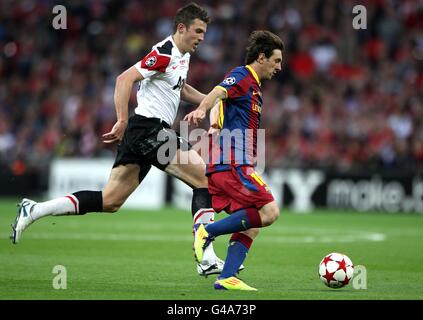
top-left (173, 2), bottom-right (211, 32)
top-left (245, 30), bottom-right (284, 65)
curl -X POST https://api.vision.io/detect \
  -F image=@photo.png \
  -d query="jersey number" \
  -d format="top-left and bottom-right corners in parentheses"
top-left (250, 171), bottom-right (266, 186)
top-left (173, 76), bottom-right (185, 90)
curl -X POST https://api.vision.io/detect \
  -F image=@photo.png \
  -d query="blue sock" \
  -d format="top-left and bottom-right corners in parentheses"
top-left (205, 209), bottom-right (252, 237)
top-left (219, 240), bottom-right (249, 279)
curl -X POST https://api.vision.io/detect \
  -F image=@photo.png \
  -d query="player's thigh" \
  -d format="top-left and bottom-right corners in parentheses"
top-left (165, 149), bottom-right (208, 188)
top-left (102, 164), bottom-right (141, 210)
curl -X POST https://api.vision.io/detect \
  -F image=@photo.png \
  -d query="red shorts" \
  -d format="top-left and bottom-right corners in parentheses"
top-left (207, 166), bottom-right (275, 214)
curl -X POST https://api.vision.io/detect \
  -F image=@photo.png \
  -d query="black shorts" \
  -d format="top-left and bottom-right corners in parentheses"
top-left (113, 114), bottom-right (191, 182)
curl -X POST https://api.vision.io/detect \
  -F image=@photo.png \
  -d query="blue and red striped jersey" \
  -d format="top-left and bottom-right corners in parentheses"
top-left (206, 65), bottom-right (263, 175)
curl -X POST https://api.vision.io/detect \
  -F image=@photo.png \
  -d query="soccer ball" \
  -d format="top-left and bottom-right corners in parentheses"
top-left (318, 252), bottom-right (354, 288)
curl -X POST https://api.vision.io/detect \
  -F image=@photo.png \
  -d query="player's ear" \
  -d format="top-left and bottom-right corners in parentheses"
top-left (257, 53), bottom-right (266, 64)
top-left (177, 23), bottom-right (186, 34)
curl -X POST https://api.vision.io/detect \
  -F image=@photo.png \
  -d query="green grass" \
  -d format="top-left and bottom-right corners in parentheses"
top-left (0, 198), bottom-right (422, 300)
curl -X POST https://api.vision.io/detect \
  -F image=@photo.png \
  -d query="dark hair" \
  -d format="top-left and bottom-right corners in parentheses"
top-left (173, 2), bottom-right (211, 32)
top-left (245, 30), bottom-right (284, 65)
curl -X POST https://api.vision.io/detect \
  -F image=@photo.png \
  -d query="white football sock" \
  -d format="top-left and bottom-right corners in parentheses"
top-left (30, 195), bottom-right (79, 220)
top-left (193, 208), bottom-right (215, 225)
top-left (202, 243), bottom-right (217, 265)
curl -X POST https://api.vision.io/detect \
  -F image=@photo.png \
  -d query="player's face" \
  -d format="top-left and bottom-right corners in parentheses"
top-left (182, 19), bottom-right (207, 53)
top-left (263, 49), bottom-right (283, 80)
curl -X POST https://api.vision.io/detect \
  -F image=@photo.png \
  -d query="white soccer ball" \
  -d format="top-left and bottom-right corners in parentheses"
top-left (318, 252), bottom-right (354, 288)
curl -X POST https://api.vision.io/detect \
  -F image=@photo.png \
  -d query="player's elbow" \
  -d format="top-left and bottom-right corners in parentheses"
top-left (116, 66), bottom-right (143, 85)
top-left (116, 72), bottom-right (129, 84)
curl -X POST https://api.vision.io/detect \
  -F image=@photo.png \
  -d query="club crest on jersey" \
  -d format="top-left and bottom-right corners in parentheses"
top-left (145, 56), bottom-right (157, 67)
top-left (223, 76), bottom-right (236, 85)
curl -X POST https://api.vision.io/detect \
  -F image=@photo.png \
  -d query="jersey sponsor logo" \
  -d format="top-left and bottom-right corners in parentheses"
top-left (145, 56), bottom-right (157, 67)
top-left (172, 76), bottom-right (185, 90)
top-left (223, 76), bottom-right (236, 85)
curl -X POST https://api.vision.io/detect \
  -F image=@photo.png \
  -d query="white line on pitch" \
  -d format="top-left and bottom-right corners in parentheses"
top-left (0, 232), bottom-right (386, 243)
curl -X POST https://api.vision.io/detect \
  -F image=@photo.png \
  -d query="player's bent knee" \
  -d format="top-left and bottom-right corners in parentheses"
top-left (186, 166), bottom-right (208, 188)
top-left (270, 207), bottom-right (280, 223)
top-left (194, 175), bottom-right (208, 188)
top-left (259, 204), bottom-right (280, 227)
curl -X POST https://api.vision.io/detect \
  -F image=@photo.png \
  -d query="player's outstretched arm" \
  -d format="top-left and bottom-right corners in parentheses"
top-left (181, 83), bottom-right (206, 105)
top-left (184, 86), bottom-right (226, 126)
top-left (103, 66), bottom-right (143, 144)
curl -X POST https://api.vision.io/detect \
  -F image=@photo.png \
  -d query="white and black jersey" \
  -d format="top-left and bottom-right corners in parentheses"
top-left (133, 36), bottom-right (190, 126)
top-left (112, 36), bottom-right (192, 175)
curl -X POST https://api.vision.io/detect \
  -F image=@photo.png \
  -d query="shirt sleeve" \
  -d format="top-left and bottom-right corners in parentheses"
top-left (134, 49), bottom-right (171, 79)
top-left (215, 68), bottom-right (248, 99)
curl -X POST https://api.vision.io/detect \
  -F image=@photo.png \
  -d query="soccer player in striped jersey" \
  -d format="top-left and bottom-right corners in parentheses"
top-left (10, 3), bottom-right (235, 277)
top-left (185, 30), bottom-right (284, 290)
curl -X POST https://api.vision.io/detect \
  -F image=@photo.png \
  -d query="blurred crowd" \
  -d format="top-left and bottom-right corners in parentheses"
top-left (1, 0), bottom-right (422, 177)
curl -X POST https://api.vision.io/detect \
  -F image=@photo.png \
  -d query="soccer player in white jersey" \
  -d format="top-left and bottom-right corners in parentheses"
top-left (10, 2), bottom-right (243, 277)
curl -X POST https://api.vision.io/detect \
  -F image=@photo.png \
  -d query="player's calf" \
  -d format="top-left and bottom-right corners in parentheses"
top-left (102, 194), bottom-right (124, 213)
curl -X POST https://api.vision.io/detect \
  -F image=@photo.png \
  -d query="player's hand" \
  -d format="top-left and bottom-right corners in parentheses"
top-left (102, 120), bottom-right (128, 144)
top-left (208, 125), bottom-right (220, 135)
top-left (184, 108), bottom-right (206, 126)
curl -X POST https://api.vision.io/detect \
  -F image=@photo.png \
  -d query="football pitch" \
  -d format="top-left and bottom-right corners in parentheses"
top-left (0, 199), bottom-right (422, 300)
